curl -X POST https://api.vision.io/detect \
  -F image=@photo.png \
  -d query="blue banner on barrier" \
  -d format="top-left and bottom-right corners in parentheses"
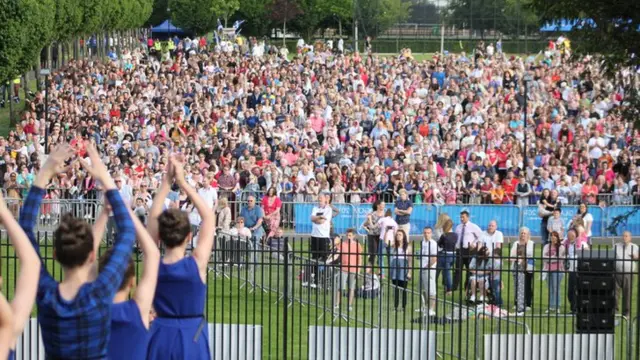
top-left (605, 206), bottom-right (640, 236)
top-left (522, 205), bottom-right (604, 237)
top-left (439, 205), bottom-right (521, 236)
top-left (294, 203), bottom-right (437, 236)
top-left (293, 203), bottom-right (624, 238)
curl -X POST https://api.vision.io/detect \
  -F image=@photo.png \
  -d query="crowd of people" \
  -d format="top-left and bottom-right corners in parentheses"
top-left (3, 33), bottom-right (640, 222)
top-left (0, 31), bottom-right (639, 358)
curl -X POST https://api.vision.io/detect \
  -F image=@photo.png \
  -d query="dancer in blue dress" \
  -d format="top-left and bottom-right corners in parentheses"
top-left (0, 174), bottom-right (42, 360)
top-left (146, 155), bottom-right (216, 360)
top-left (96, 199), bottom-right (160, 360)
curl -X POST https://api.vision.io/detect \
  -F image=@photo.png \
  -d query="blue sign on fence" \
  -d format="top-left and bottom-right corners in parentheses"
top-left (439, 205), bottom-right (521, 236)
top-left (292, 203), bottom-right (628, 238)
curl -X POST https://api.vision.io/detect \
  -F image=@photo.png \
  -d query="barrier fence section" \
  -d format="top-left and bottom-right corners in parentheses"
top-left (291, 203), bottom-right (631, 238)
top-left (1, 231), bottom-right (638, 359)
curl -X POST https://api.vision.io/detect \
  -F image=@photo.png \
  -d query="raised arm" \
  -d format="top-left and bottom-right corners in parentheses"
top-left (147, 162), bottom-right (173, 243)
top-left (172, 156), bottom-right (216, 276)
top-left (92, 202), bottom-right (110, 254)
top-left (129, 209), bottom-right (160, 329)
top-left (24, 144), bottom-right (75, 288)
top-left (0, 193), bottom-right (40, 343)
top-left (79, 144), bottom-right (135, 297)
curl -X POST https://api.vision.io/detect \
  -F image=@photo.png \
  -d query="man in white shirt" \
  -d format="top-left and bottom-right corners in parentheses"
top-left (309, 192), bottom-right (333, 287)
top-left (198, 172), bottom-right (218, 210)
top-left (614, 231), bottom-right (639, 317)
top-left (106, 174), bottom-right (133, 244)
top-left (420, 227), bottom-right (438, 316)
top-left (481, 220), bottom-right (504, 255)
top-left (453, 210), bottom-right (483, 291)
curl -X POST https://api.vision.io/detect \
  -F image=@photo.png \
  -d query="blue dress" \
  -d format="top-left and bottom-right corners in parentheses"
top-left (8, 349), bottom-right (14, 360)
top-left (109, 300), bottom-right (149, 360)
top-left (147, 257), bottom-right (209, 360)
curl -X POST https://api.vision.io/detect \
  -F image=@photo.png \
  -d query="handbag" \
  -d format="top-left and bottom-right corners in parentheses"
top-left (537, 204), bottom-right (552, 218)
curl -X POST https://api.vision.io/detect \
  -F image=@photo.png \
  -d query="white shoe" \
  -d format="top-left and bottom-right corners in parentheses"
top-left (348, 307), bottom-right (353, 312)
top-left (525, 306), bottom-right (532, 311)
top-left (428, 310), bottom-right (436, 316)
top-left (310, 282), bottom-right (317, 289)
top-left (302, 281), bottom-right (309, 287)
top-left (515, 312), bottom-right (525, 317)
top-left (478, 296), bottom-right (485, 303)
top-left (469, 295), bottom-right (476, 302)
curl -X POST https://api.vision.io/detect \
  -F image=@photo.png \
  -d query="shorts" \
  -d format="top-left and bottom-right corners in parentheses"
top-left (469, 274), bottom-right (488, 282)
top-left (421, 269), bottom-right (436, 297)
top-left (336, 271), bottom-right (357, 290)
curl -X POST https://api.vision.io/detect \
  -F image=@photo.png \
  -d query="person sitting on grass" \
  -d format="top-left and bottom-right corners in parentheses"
top-left (20, 143), bottom-right (136, 358)
top-left (0, 190), bottom-right (42, 360)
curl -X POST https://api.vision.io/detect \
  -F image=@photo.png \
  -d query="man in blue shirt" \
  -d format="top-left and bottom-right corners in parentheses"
top-left (21, 144), bottom-right (136, 359)
top-left (395, 189), bottom-right (413, 237)
top-left (240, 195), bottom-right (265, 242)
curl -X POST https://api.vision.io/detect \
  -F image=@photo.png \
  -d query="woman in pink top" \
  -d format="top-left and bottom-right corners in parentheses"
top-left (581, 177), bottom-right (598, 204)
top-left (262, 187), bottom-right (282, 238)
top-left (376, 209), bottom-right (397, 277)
top-left (543, 231), bottom-right (566, 313)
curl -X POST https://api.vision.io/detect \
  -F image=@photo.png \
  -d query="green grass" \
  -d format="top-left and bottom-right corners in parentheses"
top-left (1, 236), bottom-right (637, 359)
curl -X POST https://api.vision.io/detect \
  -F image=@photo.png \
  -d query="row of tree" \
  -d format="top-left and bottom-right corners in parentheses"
top-left (0, 0), bottom-right (154, 86)
top-left (150, 0), bottom-right (410, 40)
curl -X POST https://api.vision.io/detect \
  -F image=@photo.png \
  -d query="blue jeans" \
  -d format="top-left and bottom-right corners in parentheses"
top-left (491, 278), bottom-right (503, 307)
top-left (548, 272), bottom-right (564, 309)
top-left (438, 252), bottom-right (455, 291)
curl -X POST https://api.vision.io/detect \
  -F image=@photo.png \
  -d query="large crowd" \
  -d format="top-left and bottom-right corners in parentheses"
top-left (0, 33), bottom-right (639, 358)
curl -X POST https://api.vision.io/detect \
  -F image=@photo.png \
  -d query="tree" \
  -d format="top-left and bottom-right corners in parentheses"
top-left (0, 0), bottom-right (26, 85)
top-left (318, 0), bottom-right (352, 37)
top-left (356, 0), bottom-right (411, 38)
top-left (235, 0), bottom-right (274, 37)
top-left (269, 0), bottom-right (302, 45)
top-left (147, 0), bottom-right (169, 26)
top-left (447, 0), bottom-right (539, 38)
top-left (170, 0), bottom-right (225, 35)
top-left (217, 0), bottom-right (240, 26)
top-left (289, 0), bottom-right (332, 41)
top-left (531, 0), bottom-right (640, 127)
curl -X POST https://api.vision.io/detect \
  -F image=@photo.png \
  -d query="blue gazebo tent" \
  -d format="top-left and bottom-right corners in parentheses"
top-left (151, 20), bottom-right (187, 36)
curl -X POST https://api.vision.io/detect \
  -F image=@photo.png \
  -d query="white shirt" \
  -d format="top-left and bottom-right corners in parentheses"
top-left (198, 187), bottom-right (218, 209)
top-left (455, 221), bottom-right (483, 249)
top-left (421, 238), bottom-right (439, 269)
top-left (614, 242), bottom-right (639, 273)
top-left (311, 205), bottom-right (333, 238)
top-left (588, 137), bottom-right (605, 159)
top-left (481, 230), bottom-right (504, 254)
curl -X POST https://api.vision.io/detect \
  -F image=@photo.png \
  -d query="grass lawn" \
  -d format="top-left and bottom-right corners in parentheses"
top-left (1, 234), bottom-right (637, 359)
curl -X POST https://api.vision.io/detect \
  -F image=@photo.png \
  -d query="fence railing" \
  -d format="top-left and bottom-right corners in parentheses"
top-left (2, 194), bottom-right (639, 240)
top-left (1, 232), bottom-right (638, 359)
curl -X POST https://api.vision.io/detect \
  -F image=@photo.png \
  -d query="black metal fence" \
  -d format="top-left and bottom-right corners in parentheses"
top-left (1, 231), bottom-right (638, 359)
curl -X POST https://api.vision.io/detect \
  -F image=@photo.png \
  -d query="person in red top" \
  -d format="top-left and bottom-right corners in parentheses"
top-left (70, 133), bottom-right (87, 158)
top-left (327, 229), bottom-right (362, 312)
top-left (501, 170), bottom-right (518, 204)
top-left (261, 187), bottom-right (282, 238)
top-left (496, 142), bottom-right (509, 174)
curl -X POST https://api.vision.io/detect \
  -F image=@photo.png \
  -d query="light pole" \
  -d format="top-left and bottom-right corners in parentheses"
top-left (523, 74), bottom-right (532, 172)
top-left (40, 68), bottom-right (51, 154)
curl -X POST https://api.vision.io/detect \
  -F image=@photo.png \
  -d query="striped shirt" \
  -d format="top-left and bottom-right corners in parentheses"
top-left (20, 187), bottom-right (135, 359)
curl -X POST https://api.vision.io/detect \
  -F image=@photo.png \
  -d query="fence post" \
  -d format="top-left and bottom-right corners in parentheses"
top-left (282, 236), bottom-right (289, 359)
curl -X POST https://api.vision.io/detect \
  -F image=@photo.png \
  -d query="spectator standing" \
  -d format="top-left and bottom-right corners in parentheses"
top-left (328, 229), bottom-right (362, 312)
top-left (480, 220), bottom-right (504, 255)
top-left (310, 192), bottom-right (334, 286)
top-left (437, 219), bottom-right (457, 294)
top-left (390, 230), bottom-right (412, 311)
top-left (488, 250), bottom-right (503, 308)
top-left (240, 195), bottom-right (265, 242)
top-left (376, 209), bottom-right (398, 277)
top-left (216, 197), bottom-right (232, 232)
top-left (539, 189), bottom-right (559, 244)
top-left (514, 175), bottom-right (532, 206)
top-left (262, 187), bottom-right (282, 238)
top-left (576, 203), bottom-right (593, 243)
top-left (613, 231), bottom-right (638, 318)
top-left (468, 246), bottom-right (490, 303)
top-left (542, 232), bottom-right (566, 313)
top-left (107, 174), bottom-right (133, 244)
top-left (362, 200), bottom-right (385, 269)
top-left (394, 189), bottom-right (413, 237)
top-left (420, 227), bottom-right (438, 316)
top-left (546, 208), bottom-right (565, 240)
top-left (453, 210), bottom-right (482, 291)
top-left (564, 229), bottom-right (588, 313)
top-left (510, 227), bottom-right (535, 313)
